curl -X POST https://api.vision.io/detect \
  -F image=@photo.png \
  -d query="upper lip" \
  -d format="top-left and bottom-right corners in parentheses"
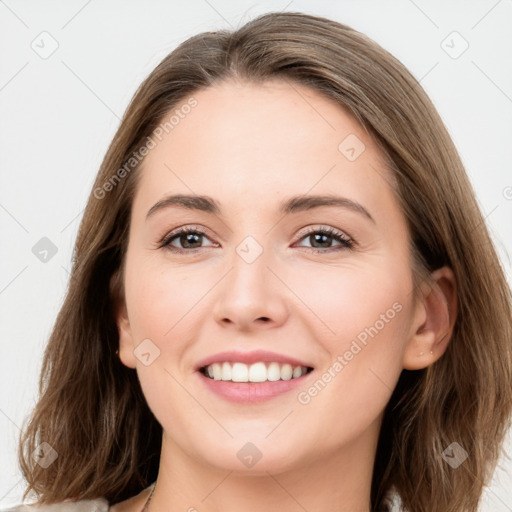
top-left (194, 349), bottom-right (315, 371)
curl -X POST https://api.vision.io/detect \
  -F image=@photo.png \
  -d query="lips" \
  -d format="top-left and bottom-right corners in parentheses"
top-left (194, 349), bottom-right (315, 372)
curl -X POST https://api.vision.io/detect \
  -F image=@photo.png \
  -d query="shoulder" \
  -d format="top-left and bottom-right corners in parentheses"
top-left (1, 497), bottom-right (109, 512)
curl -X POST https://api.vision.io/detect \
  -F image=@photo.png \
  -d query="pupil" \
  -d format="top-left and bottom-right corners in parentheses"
top-left (182, 233), bottom-right (201, 248)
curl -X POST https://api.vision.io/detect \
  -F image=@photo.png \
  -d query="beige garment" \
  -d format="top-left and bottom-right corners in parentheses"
top-left (2, 481), bottom-right (156, 512)
top-left (1, 497), bottom-right (109, 512)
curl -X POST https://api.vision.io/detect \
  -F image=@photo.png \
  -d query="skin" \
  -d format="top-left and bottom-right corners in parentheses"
top-left (111, 78), bottom-right (457, 512)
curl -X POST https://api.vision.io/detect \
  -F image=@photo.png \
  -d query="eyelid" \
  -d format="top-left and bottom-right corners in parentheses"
top-left (293, 225), bottom-right (355, 252)
top-left (157, 224), bottom-right (215, 248)
top-left (295, 225), bottom-right (352, 243)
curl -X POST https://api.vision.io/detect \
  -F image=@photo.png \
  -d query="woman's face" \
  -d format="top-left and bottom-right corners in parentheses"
top-left (116, 78), bottom-right (424, 474)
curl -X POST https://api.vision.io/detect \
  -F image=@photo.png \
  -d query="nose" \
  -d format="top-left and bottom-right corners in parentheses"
top-left (212, 246), bottom-right (289, 332)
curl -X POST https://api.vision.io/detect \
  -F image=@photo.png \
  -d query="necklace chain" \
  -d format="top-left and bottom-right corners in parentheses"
top-left (140, 483), bottom-right (156, 512)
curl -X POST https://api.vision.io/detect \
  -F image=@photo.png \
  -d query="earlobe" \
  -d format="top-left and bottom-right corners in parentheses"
top-left (402, 266), bottom-right (457, 370)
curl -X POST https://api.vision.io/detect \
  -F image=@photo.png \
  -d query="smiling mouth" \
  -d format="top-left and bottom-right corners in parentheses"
top-left (199, 361), bottom-right (314, 383)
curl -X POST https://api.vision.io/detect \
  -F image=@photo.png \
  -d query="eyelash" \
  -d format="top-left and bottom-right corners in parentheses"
top-left (158, 225), bottom-right (355, 254)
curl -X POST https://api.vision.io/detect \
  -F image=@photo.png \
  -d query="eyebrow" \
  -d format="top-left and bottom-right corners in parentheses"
top-left (146, 193), bottom-right (375, 223)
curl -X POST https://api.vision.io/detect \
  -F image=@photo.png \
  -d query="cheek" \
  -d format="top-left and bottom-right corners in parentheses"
top-left (123, 255), bottom-right (205, 424)
top-left (296, 260), bottom-right (411, 352)
top-left (294, 263), bottom-right (413, 434)
top-left (125, 254), bottom-right (202, 343)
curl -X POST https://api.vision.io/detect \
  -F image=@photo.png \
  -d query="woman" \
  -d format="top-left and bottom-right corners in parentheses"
top-left (9, 11), bottom-right (512, 512)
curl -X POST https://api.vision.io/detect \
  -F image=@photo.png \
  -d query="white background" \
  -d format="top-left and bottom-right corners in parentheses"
top-left (1, 0), bottom-right (511, 510)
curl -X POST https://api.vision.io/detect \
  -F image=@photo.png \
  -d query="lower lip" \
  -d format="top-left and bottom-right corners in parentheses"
top-left (197, 370), bottom-right (314, 403)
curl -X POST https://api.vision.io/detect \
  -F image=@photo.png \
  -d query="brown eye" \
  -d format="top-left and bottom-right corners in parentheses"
top-left (160, 228), bottom-right (216, 252)
top-left (174, 232), bottom-right (203, 249)
top-left (295, 227), bottom-right (354, 252)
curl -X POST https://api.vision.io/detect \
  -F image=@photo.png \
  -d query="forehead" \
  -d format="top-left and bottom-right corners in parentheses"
top-left (132, 78), bottom-right (395, 217)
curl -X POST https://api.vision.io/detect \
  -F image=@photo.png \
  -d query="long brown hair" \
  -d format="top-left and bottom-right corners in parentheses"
top-left (18, 11), bottom-right (512, 512)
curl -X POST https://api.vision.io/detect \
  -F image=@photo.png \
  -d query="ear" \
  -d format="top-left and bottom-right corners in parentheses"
top-left (110, 270), bottom-right (137, 370)
top-left (402, 266), bottom-right (457, 370)
top-left (114, 298), bottom-right (137, 369)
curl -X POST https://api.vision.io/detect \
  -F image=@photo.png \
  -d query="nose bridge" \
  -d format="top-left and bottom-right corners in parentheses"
top-left (212, 234), bottom-right (288, 329)
top-left (231, 235), bottom-right (270, 297)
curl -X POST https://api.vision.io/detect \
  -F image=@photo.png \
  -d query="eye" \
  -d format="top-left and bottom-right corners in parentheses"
top-left (159, 227), bottom-right (216, 252)
top-left (294, 226), bottom-right (354, 253)
top-left (158, 225), bottom-right (354, 254)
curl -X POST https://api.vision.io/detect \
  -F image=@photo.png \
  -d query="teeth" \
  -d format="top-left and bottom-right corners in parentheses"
top-left (267, 362), bottom-right (281, 381)
top-left (221, 362), bottom-right (232, 381)
top-left (202, 362), bottom-right (311, 382)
